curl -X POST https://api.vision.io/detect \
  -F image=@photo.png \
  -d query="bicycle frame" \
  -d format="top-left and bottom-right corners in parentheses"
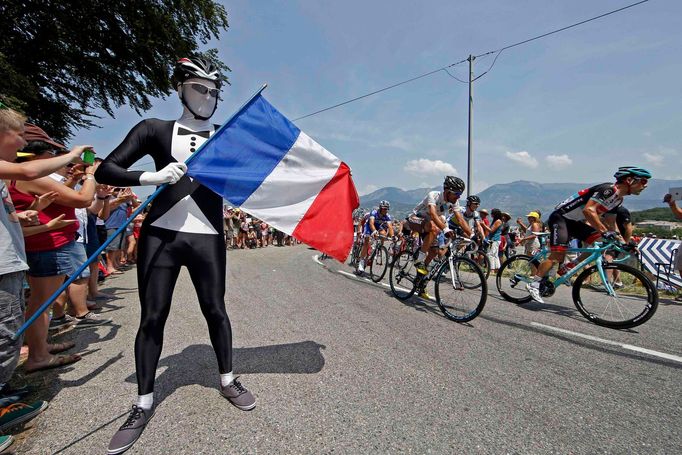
top-left (517, 241), bottom-right (632, 297)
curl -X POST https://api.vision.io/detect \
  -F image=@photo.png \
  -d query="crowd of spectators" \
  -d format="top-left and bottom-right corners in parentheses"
top-left (223, 207), bottom-right (299, 249)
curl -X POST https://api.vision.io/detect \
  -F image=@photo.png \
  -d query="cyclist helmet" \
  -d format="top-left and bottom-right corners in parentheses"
top-left (444, 176), bottom-right (465, 193)
top-left (613, 166), bottom-right (652, 181)
top-left (466, 195), bottom-right (481, 205)
top-left (173, 57), bottom-right (222, 88)
top-left (378, 200), bottom-right (390, 209)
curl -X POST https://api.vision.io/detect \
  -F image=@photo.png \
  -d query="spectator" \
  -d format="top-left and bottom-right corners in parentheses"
top-left (479, 208), bottom-right (490, 228)
top-left (0, 109), bottom-right (86, 433)
top-left (483, 208), bottom-right (504, 273)
top-left (518, 211), bottom-right (543, 255)
top-left (664, 193), bottom-right (682, 301)
top-left (103, 187), bottom-right (134, 274)
top-left (9, 124), bottom-right (109, 373)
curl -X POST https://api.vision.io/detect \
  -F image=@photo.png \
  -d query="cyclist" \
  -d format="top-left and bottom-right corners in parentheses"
top-left (408, 176), bottom-right (470, 276)
top-left (526, 166), bottom-right (651, 303)
top-left (450, 195), bottom-right (485, 240)
top-left (356, 200), bottom-right (394, 274)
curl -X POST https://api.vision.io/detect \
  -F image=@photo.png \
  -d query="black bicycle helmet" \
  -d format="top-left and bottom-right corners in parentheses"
top-left (444, 176), bottom-right (465, 193)
top-left (174, 57), bottom-right (222, 88)
top-left (466, 195), bottom-right (481, 205)
top-left (613, 166), bottom-right (651, 181)
top-left (378, 200), bottom-right (390, 209)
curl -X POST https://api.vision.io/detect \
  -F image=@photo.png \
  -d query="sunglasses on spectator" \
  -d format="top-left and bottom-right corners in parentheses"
top-left (183, 82), bottom-right (220, 98)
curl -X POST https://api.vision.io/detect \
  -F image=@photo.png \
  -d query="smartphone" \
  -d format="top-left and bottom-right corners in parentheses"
top-left (83, 149), bottom-right (95, 165)
top-left (669, 187), bottom-right (682, 201)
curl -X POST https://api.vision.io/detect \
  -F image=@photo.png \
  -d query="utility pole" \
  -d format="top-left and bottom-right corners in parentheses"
top-left (467, 54), bottom-right (475, 198)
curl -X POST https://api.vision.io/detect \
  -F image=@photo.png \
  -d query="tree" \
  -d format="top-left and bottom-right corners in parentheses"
top-left (0, 0), bottom-right (229, 141)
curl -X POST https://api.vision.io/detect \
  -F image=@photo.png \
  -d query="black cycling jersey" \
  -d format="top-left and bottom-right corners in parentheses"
top-left (554, 183), bottom-right (623, 221)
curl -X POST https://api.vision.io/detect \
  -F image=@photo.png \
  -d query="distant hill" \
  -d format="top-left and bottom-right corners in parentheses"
top-left (360, 179), bottom-right (682, 220)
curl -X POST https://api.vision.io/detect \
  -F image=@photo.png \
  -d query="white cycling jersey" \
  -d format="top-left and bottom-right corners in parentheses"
top-left (412, 191), bottom-right (460, 221)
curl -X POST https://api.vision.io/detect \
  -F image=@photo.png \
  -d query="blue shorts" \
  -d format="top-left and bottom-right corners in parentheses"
top-left (26, 241), bottom-right (90, 279)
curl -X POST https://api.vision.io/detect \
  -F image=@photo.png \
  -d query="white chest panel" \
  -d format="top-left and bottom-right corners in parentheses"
top-left (150, 121), bottom-right (219, 234)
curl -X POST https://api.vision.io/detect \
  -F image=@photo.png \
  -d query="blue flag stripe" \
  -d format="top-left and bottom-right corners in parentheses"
top-left (187, 95), bottom-right (301, 206)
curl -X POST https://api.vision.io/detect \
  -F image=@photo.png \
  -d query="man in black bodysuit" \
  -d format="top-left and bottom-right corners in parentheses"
top-left (96, 57), bottom-right (255, 455)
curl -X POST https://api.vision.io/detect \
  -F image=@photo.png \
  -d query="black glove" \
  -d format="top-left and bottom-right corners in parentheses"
top-left (601, 231), bottom-right (619, 241)
top-left (624, 239), bottom-right (638, 252)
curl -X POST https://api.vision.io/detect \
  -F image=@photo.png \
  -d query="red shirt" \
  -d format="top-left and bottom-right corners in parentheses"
top-left (9, 183), bottom-right (79, 252)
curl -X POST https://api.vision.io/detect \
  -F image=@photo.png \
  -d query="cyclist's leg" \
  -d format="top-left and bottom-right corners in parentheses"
top-left (527, 212), bottom-right (569, 301)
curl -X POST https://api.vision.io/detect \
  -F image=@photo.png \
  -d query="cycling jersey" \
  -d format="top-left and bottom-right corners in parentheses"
top-left (449, 206), bottom-right (480, 230)
top-left (554, 183), bottom-right (623, 221)
top-left (363, 209), bottom-right (392, 234)
top-left (412, 191), bottom-right (460, 221)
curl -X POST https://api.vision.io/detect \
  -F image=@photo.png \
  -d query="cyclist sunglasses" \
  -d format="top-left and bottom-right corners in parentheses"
top-left (632, 177), bottom-right (648, 185)
top-left (184, 82), bottom-right (220, 98)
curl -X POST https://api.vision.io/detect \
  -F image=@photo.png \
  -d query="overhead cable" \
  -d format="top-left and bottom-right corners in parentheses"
top-left (293, 0), bottom-right (650, 120)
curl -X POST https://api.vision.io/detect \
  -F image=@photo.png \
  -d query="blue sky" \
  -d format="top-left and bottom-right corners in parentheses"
top-left (71, 0), bottom-right (681, 199)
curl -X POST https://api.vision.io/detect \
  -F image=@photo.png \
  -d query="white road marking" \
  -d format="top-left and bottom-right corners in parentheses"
top-left (312, 255), bottom-right (323, 266)
top-left (530, 322), bottom-right (682, 364)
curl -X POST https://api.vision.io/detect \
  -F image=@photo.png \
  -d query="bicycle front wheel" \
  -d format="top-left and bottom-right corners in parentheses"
top-left (435, 257), bottom-right (487, 322)
top-left (389, 250), bottom-right (418, 300)
top-left (369, 246), bottom-right (389, 283)
top-left (572, 262), bottom-right (658, 329)
top-left (496, 254), bottom-right (534, 304)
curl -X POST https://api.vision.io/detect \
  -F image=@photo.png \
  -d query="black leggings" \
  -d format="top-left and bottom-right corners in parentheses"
top-left (135, 226), bottom-right (231, 394)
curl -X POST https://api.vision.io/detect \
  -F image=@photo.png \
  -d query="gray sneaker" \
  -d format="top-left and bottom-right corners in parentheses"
top-left (220, 378), bottom-right (256, 411)
top-left (107, 405), bottom-right (155, 455)
top-left (48, 315), bottom-right (74, 331)
top-left (72, 312), bottom-right (111, 329)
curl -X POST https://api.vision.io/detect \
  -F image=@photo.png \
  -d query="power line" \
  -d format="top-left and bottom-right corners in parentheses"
top-left (476, 0), bottom-right (649, 58)
top-left (293, 59), bottom-right (468, 121)
top-left (293, 0), bottom-right (650, 120)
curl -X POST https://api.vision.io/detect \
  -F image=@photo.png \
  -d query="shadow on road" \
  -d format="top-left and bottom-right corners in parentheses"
top-left (124, 340), bottom-right (326, 404)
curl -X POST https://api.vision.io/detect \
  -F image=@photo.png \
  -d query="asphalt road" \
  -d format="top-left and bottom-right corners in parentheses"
top-left (15, 245), bottom-right (682, 454)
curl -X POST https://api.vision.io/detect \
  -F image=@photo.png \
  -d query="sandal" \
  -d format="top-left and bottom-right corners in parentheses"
top-left (47, 341), bottom-right (76, 354)
top-left (24, 354), bottom-right (81, 374)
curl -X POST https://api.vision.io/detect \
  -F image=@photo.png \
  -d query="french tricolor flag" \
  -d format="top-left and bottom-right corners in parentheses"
top-left (187, 94), bottom-right (359, 261)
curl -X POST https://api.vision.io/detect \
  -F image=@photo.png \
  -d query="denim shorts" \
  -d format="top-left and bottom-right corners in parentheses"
top-left (105, 228), bottom-right (126, 252)
top-left (26, 241), bottom-right (90, 279)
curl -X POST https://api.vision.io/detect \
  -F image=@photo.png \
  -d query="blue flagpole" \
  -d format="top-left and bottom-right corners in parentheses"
top-left (12, 84), bottom-right (268, 340)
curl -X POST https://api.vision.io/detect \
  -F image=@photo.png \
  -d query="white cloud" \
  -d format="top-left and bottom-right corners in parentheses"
top-left (644, 152), bottom-right (664, 166)
top-left (504, 151), bottom-right (538, 168)
top-left (404, 158), bottom-right (457, 176)
top-left (545, 154), bottom-right (573, 169)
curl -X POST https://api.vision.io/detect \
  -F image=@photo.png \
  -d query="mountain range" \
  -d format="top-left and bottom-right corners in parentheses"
top-left (360, 179), bottom-right (682, 219)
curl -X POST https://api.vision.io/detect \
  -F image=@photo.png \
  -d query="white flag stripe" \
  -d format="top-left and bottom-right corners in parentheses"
top-left (241, 194), bottom-right (318, 234)
top-left (241, 131), bottom-right (341, 233)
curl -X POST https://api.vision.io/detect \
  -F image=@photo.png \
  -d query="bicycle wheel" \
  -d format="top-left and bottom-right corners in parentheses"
top-left (348, 242), bottom-right (361, 267)
top-left (369, 246), bottom-right (389, 283)
top-left (389, 250), bottom-right (418, 300)
top-left (496, 254), bottom-right (533, 304)
top-left (468, 250), bottom-right (491, 281)
top-left (435, 257), bottom-right (487, 322)
top-left (572, 262), bottom-right (658, 329)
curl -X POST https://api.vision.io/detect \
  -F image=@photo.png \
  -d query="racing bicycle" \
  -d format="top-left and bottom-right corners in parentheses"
top-left (496, 233), bottom-right (658, 329)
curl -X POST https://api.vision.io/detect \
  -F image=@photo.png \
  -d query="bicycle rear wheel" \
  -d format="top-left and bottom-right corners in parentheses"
top-left (389, 250), bottom-right (418, 300)
top-left (469, 250), bottom-right (491, 280)
top-left (435, 257), bottom-right (487, 322)
top-left (496, 254), bottom-right (533, 304)
top-left (572, 262), bottom-right (658, 329)
top-left (369, 246), bottom-right (389, 283)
